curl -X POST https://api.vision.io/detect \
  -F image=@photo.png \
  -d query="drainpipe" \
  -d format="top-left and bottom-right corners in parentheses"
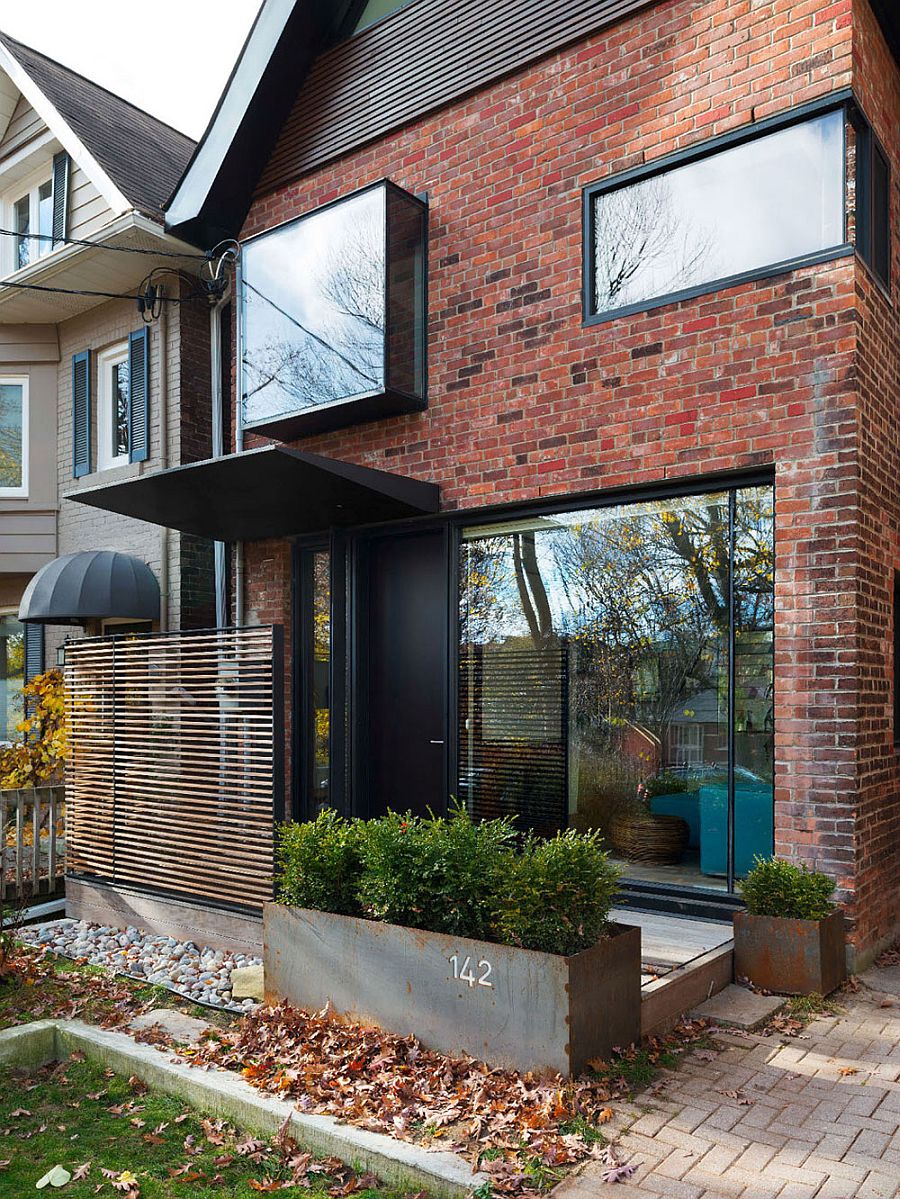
top-left (210, 290), bottom-right (230, 628)
top-left (234, 252), bottom-right (245, 627)
top-left (157, 294), bottom-right (170, 632)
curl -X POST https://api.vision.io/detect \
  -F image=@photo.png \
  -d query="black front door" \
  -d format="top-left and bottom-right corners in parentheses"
top-left (363, 529), bottom-right (448, 817)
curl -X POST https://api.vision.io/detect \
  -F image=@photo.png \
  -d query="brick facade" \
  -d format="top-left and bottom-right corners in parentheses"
top-left (237, 0), bottom-right (898, 964)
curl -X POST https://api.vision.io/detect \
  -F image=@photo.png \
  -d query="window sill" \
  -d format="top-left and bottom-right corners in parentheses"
top-left (583, 245), bottom-right (855, 328)
top-left (72, 461), bottom-right (143, 490)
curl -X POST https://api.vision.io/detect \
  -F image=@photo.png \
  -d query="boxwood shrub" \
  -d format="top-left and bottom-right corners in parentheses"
top-left (276, 805), bottom-right (622, 955)
top-left (739, 856), bottom-right (836, 921)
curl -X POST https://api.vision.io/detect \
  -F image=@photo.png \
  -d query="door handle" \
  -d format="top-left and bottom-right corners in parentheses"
top-left (429, 739), bottom-right (445, 745)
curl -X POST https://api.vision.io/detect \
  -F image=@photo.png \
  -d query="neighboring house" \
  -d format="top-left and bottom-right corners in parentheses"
top-left (71, 0), bottom-right (898, 969)
top-left (0, 30), bottom-right (217, 738)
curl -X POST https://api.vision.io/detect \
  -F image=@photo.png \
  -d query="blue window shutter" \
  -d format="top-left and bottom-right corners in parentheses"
top-left (52, 151), bottom-right (69, 248)
top-left (128, 327), bottom-right (149, 463)
top-left (24, 622), bottom-right (45, 682)
top-left (72, 349), bottom-right (91, 477)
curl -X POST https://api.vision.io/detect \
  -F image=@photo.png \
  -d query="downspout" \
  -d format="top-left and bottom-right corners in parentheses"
top-left (234, 252), bottom-right (245, 627)
top-left (157, 294), bottom-right (170, 632)
top-left (210, 289), bottom-right (229, 628)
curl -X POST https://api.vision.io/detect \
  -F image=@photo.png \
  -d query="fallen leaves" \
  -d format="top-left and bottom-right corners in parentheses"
top-left (838, 1066), bottom-right (859, 1077)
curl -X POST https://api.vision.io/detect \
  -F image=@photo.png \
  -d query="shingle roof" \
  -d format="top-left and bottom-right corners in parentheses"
top-left (0, 31), bottom-right (196, 218)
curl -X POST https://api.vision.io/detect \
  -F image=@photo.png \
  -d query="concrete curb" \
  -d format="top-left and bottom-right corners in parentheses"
top-left (0, 1021), bottom-right (488, 1198)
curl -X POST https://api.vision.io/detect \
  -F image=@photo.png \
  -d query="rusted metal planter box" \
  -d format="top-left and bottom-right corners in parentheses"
top-left (733, 910), bottom-right (846, 996)
top-left (264, 904), bottom-right (641, 1076)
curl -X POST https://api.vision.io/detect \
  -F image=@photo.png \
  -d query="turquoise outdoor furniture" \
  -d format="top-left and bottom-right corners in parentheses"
top-left (649, 792), bottom-right (700, 847)
top-left (698, 781), bottom-right (774, 877)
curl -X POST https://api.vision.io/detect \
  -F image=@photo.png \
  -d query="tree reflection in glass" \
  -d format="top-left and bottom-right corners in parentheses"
top-left (242, 187), bottom-right (386, 425)
top-left (459, 487), bottom-right (775, 889)
top-left (592, 110), bottom-right (844, 313)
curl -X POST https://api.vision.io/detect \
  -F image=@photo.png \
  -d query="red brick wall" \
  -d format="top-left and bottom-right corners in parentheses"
top-left (845, 0), bottom-right (900, 960)
top-left (238, 0), bottom-right (900, 960)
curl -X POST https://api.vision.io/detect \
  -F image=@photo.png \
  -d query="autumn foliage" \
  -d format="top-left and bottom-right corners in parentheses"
top-left (0, 668), bottom-right (68, 789)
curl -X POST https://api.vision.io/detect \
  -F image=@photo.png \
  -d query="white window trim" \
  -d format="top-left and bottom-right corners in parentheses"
top-left (2, 160), bottom-right (55, 277)
top-left (96, 342), bottom-right (130, 472)
top-left (0, 374), bottom-right (28, 497)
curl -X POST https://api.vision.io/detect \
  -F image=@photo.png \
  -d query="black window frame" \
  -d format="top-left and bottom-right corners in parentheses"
top-left (582, 90), bottom-right (856, 326)
top-left (894, 572), bottom-right (900, 750)
top-left (852, 105), bottom-right (892, 294)
top-left (238, 177), bottom-right (428, 441)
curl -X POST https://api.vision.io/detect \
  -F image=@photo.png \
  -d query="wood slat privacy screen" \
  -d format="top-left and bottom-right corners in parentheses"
top-left (65, 626), bottom-right (283, 911)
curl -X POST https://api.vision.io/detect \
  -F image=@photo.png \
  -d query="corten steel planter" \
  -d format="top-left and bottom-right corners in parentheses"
top-left (733, 910), bottom-right (846, 996)
top-left (264, 904), bottom-right (642, 1076)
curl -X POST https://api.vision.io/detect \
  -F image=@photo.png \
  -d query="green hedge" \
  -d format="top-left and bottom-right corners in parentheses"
top-left (739, 856), bottom-right (836, 921)
top-left (276, 805), bottom-right (622, 956)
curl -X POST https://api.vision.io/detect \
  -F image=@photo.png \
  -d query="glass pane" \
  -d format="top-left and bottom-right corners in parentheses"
top-left (592, 111), bottom-right (844, 313)
top-left (15, 195), bottom-right (30, 270)
top-left (0, 382), bottom-right (24, 488)
top-left (311, 551), bottom-right (331, 811)
top-left (385, 186), bottom-right (426, 399)
top-left (459, 494), bottom-right (733, 889)
top-left (38, 180), bottom-right (53, 255)
top-left (113, 360), bottom-right (129, 457)
top-left (242, 186), bottom-right (386, 427)
top-left (354, 0), bottom-right (409, 32)
top-left (0, 615), bottom-right (25, 743)
top-left (732, 486), bottom-right (775, 878)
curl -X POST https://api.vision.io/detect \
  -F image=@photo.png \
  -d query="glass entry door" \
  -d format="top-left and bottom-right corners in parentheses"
top-left (457, 485), bottom-right (774, 893)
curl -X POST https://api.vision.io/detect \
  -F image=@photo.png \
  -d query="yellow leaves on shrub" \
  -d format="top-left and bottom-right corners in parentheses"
top-left (0, 668), bottom-right (68, 789)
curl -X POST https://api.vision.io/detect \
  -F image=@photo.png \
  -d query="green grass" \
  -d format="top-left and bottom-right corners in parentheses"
top-left (0, 1055), bottom-right (402, 1198)
top-left (785, 992), bottom-right (842, 1022)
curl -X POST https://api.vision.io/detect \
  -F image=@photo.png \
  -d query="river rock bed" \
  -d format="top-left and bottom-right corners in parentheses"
top-left (19, 919), bottom-right (262, 1012)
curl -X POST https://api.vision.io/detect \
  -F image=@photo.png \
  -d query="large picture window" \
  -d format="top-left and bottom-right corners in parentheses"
top-left (0, 378), bottom-right (27, 494)
top-left (458, 485), bottom-right (775, 891)
top-left (585, 107), bottom-right (846, 321)
top-left (241, 180), bottom-right (427, 439)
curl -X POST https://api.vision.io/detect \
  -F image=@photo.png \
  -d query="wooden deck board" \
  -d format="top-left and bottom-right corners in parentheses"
top-left (611, 907), bottom-right (732, 968)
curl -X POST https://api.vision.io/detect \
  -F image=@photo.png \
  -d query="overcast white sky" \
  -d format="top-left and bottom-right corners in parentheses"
top-left (0, 0), bottom-right (264, 139)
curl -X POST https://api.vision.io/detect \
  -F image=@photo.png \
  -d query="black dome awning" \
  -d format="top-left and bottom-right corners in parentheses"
top-left (18, 551), bottom-right (160, 626)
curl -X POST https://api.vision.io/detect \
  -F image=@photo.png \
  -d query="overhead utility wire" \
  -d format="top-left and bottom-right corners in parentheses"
top-left (0, 279), bottom-right (206, 303)
top-left (0, 227), bottom-right (210, 260)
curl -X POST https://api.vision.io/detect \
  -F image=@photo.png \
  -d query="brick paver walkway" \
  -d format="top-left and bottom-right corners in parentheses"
top-left (558, 966), bottom-right (900, 1198)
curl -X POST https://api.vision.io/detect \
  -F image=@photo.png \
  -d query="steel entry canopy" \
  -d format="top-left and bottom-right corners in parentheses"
top-left (68, 444), bottom-right (441, 541)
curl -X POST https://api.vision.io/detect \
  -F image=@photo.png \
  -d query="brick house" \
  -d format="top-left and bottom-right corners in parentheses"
top-left (75, 0), bottom-right (899, 969)
top-left (0, 30), bottom-right (217, 729)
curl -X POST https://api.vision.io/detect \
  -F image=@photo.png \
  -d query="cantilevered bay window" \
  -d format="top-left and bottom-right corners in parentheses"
top-left (240, 180), bottom-right (427, 439)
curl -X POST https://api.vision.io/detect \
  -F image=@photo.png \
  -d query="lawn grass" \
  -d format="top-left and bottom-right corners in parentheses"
top-left (0, 1054), bottom-right (398, 1198)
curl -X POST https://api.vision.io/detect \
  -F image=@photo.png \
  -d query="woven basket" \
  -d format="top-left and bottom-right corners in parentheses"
top-left (608, 812), bottom-right (690, 864)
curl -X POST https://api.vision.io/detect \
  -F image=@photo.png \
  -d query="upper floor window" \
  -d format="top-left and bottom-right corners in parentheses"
top-left (854, 115), bottom-right (891, 291)
top-left (10, 172), bottom-right (53, 270)
top-left (241, 179), bottom-right (427, 439)
top-left (3, 152), bottom-right (69, 277)
top-left (585, 106), bottom-right (848, 323)
top-left (0, 377), bottom-right (27, 495)
top-left (353, 0), bottom-right (414, 33)
top-left (97, 343), bottom-right (130, 471)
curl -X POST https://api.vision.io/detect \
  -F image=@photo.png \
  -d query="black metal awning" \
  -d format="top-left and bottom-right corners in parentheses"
top-left (19, 550), bottom-right (160, 626)
top-left (68, 445), bottom-right (441, 541)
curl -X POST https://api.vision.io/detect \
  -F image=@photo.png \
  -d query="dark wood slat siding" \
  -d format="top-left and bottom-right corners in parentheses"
top-left (256, 0), bottom-right (658, 197)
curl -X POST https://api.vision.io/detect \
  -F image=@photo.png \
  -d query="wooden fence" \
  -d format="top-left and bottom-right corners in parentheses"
top-left (65, 626), bottom-right (283, 912)
top-left (0, 785), bottom-right (65, 905)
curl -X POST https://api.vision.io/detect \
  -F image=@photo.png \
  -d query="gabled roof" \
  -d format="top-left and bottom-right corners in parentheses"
top-left (0, 31), bottom-right (195, 219)
top-left (166, 0), bottom-right (352, 246)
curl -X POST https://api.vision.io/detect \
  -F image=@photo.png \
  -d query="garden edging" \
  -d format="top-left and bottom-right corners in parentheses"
top-left (0, 1021), bottom-right (489, 1199)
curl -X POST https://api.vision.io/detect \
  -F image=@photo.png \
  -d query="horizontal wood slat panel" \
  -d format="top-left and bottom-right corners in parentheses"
top-left (65, 627), bottom-right (282, 911)
top-left (257, 0), bottom-right (654, 195)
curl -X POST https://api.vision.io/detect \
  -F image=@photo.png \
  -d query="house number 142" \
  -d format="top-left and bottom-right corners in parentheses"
top-left (449, 954), bottom-right (493, 988)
